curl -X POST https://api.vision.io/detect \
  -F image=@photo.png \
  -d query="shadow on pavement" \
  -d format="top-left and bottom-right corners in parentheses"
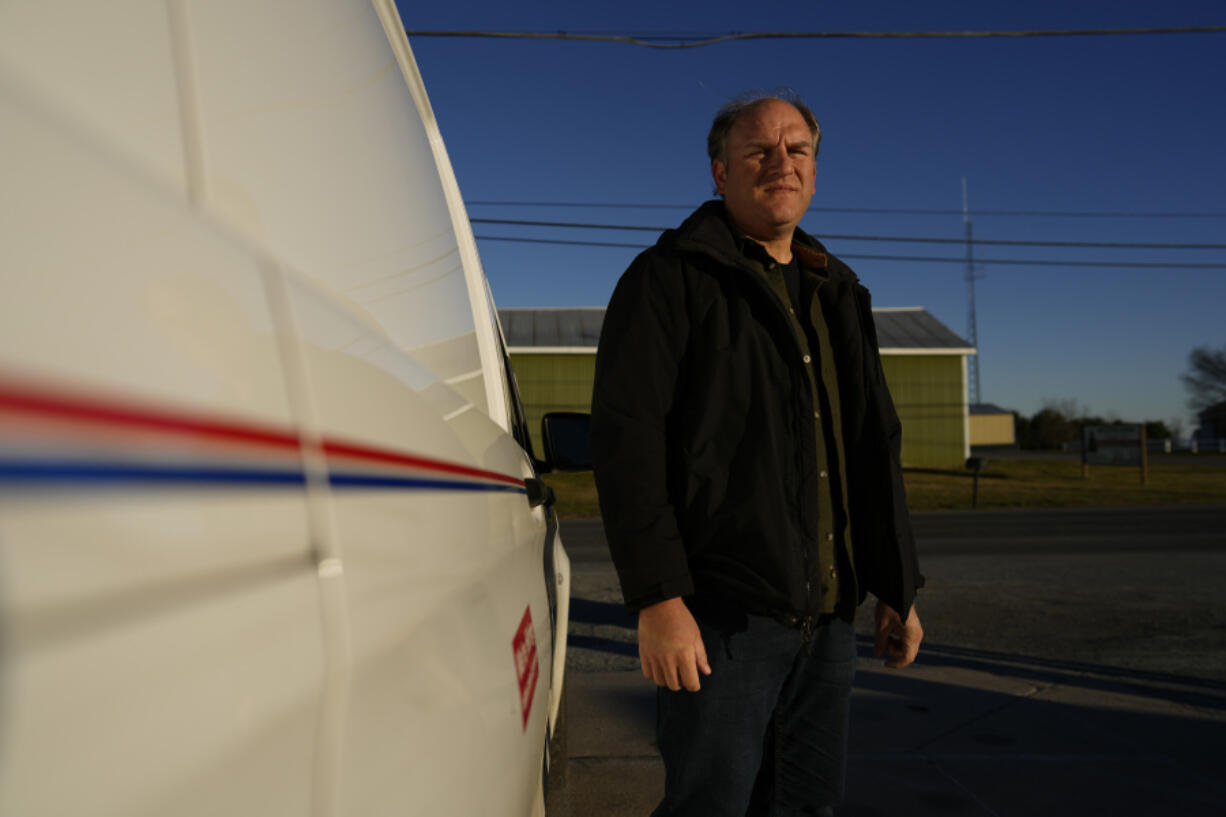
top-left (854, 636), bottom-right (1226, 711)
top-left (570, 597), bottom-right (635, 629)
top-left (561, 637), bottom-right (1226, 817)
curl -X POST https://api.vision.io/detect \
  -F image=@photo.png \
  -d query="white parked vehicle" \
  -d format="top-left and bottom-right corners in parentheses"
top-left (0, 2), bottom-right (570, 815)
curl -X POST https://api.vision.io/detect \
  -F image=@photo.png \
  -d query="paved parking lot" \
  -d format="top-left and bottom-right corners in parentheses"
top-left (550, 506), bottom-right (1226, 816)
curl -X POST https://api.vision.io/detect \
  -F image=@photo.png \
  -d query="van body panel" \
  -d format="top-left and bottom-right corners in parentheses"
top-left (0, 86), bottom-right (327, 815)
top-left (187, 0), bottom-right (507, 428)
top-left (0, 1), bottom-right (188, 192)
top-left (0, 2), bottom-right (566, 815)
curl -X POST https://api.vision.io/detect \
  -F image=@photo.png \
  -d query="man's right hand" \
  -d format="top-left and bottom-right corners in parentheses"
top-left (637, 597), bottom-right (712, 692)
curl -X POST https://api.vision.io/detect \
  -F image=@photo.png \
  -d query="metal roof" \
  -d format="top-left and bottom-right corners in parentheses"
top-left (499, 307), bottom-right (605, 350)
top-left (499, 305), bottom-right (974, 354)
top-left (970, 403), bottom-right (1013, 416)
top-left (872, 307), bottom-right (974, 353)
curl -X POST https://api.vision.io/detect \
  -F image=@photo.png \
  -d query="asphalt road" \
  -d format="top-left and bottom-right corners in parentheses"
top-left (895, 504), bottom-right (1226, 554)
top-left (551, 506), bottom-right (1226, 817)
top-left (561, 505), bottom-right (1226, 560)
top-left (977, 451), bottom-right (1226, 466)
top-left (560, 505), bottom-right (1226, 680)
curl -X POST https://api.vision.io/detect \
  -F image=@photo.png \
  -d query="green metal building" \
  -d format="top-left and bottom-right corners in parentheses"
top-left (500, 306), bottom-right (975, 468)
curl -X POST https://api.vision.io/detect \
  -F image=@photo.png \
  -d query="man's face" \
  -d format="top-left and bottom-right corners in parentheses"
top-left (712, 99), bottom-right (817, 240)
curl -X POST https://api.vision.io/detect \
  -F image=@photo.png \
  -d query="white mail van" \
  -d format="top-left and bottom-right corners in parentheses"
top-left (0, 2), bottom-right (570, 815)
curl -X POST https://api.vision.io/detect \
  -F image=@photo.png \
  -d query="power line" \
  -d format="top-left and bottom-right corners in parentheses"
top-left (407, 26), bottom-right (1226, 49)
top-left (469, 217), bottom-right (1226, 250)
top-left (839, 254), bottom-right (1226, 269)
top-left (466, 200), bottom-right (1226, 219)
top-left (477, 236), bottom-right (647, 250)
top-left (473, 234), bottom-right (1226, 268)
top-left (469, 200), bottom-right (691, 210)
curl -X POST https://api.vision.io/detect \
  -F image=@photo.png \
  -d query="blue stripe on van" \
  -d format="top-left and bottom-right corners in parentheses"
top-left (0, 460), bottom-right (526, 494)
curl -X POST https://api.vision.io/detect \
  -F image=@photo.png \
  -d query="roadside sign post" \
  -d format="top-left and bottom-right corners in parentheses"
top-left (1082, 424), bottom-right (1147, 486)
top-left (1141, 424), bottom-right (1148, 486)
top-left (1081, 422), bottom-right (1089, 479)
top-left (966, 456), bottom-right (988, 508)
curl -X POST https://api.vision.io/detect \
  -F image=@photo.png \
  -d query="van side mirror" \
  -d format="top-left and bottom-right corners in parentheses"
top-left (541, 412), bottom-right (592, 472)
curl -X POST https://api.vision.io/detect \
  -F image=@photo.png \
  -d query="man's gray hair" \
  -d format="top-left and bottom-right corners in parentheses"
top-left (706, 90), bottom-right (822, 165)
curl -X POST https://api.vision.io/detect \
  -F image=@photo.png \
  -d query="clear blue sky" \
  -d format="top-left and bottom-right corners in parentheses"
top-left (399, 0), bottom-right (1226, 435)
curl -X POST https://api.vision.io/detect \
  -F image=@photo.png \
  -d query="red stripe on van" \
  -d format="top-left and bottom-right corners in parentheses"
top-left (0, 378), bottom-right (525, 488)
top-left (0, 379), bottom-right (299, 450)
top-left (322, 440), bottom-right (525, 486)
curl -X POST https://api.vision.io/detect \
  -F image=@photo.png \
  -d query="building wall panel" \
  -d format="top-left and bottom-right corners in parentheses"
top-left (970, 413), bottom-right (1016, 446)
top-left (509, 353), bottom-right (597, 455)
top-left (511, 351), bottom-right (970, 467)
top-left (880, 355), bottom-right (967, 467)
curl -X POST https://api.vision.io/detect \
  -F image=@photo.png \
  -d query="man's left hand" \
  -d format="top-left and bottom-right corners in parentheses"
top-left (874, 601), bottom-right (923, 669)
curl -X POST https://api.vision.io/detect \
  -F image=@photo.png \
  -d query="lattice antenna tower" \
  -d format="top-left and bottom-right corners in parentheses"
top-left (962, 177), bottom-right (983, 405)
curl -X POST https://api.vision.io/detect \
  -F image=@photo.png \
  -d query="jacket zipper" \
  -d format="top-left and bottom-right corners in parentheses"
top-left (681, 240), bottom-right (828, 627)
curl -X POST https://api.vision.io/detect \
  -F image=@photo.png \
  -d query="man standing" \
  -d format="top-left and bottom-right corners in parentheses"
top-left (590, 93), bottom-right (924, 816)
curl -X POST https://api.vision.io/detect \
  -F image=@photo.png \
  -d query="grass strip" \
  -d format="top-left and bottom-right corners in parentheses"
top-left (544, 457), bottom-right (1226, 518)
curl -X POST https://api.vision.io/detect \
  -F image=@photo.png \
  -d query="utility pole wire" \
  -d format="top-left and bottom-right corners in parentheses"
top-left (406, 26), bottom-right (1226, 49)
top-left (466, 200), bottom-right (1226, 218)
top-left (469, 218), bottom-right (1226, 250)
top-left (474, 235), bottom-right (1226, 268)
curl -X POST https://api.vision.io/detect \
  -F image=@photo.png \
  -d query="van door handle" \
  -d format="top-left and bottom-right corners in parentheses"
top-left (525, 477), bottom-right (555, 509)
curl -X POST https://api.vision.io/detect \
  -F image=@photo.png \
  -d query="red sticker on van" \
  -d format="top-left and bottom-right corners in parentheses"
top-left (512, 605), bottom-right (540, 730)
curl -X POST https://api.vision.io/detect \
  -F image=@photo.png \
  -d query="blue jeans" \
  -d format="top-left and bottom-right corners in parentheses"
top-left (651, 612), bottom-right (856, 817)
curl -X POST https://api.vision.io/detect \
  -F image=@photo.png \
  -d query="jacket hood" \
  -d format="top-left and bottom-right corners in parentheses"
top-left (658, 200), bottom-right (861, 287)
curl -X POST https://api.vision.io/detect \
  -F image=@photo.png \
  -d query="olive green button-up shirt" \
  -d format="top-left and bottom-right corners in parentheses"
top-left (740, 238), bottom-right (858, 619)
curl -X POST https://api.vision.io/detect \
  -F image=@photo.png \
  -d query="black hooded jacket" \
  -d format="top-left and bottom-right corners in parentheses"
top-left (590, 201), bottom-right (923, 622)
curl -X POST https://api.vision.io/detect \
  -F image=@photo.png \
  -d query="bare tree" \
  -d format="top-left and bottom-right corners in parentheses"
top-left (1181, 344), bottom-right (1226, 411)
top-left (1022, 398), bottom-right (1086, 449)
top-left (1041, 397), bottom-right (1085, 422)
